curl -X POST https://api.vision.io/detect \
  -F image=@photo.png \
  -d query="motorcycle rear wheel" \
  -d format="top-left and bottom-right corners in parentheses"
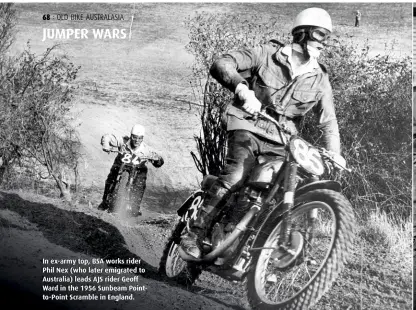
top-left (159, 221), bottom-right (201, 287)
top-left (246, 189), bottom-right (355, 310)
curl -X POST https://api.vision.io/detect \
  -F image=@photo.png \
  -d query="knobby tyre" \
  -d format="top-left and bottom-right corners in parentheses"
top-left (246, 189), bottom-right (356, 310)
top-left (159, 221), bottom-right (201, 287)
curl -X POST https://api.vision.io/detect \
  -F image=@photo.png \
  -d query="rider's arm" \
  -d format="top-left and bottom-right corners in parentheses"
top-left (313, 79), bottom-right (341, 155)
top-left (149, 149), bottom-right (164, 168)
top-left (209, 44), bottom-right (267, 92)
top-left (101, 134), bottom-right (122, 151)
top-left (142, 143), bottom-right (164, 168)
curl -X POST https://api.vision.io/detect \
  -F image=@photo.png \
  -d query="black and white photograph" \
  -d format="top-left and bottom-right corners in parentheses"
top-left (0, 2), bottom-right (412, 310)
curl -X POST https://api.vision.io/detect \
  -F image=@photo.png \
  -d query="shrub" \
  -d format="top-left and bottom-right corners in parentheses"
top-left (0, 41), bottom-right (82, 201)
top-left (185, 13), bottom-right (289, 177)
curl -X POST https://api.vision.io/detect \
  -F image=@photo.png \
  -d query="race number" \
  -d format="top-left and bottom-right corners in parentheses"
top-left (291, 138), bottom-right (325, 176)
top-left (121, 153), bottom-right (141, 165)
top-left (182, 194), bottom-right (204, 222)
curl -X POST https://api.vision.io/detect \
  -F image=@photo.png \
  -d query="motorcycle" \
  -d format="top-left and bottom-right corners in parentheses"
top-left (105, 148), bottom-right (157, 217)
top-left (159, 112), bottom-right (356, 310)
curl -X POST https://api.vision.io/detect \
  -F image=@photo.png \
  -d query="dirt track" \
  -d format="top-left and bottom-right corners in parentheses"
top-left (0, 97), bottom-right (246, 309)
top-left (72, 101), bottom-right (201, 214)
top-left (0, 190), bottom-right (242, 310)
top-left (0, 101), bottom-right (247, 310)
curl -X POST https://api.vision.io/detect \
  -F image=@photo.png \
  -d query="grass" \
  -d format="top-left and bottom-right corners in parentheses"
top-left (359, 210), bottom-right (412, 265)
top-left (12, 3), bottom-right (411, 106)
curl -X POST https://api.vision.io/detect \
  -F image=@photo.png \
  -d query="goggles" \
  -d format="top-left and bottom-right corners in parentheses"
top-left (294, 27), bottom-right (330, 43)
top-left (131, 134), bottom-right (144, 142)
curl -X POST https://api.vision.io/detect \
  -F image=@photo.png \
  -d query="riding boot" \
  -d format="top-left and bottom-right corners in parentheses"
top-left (180, 183), bottom-right (230, 259)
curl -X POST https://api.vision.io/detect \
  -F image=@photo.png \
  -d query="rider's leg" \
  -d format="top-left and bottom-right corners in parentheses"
top-left (130, 168), bottom-right (148, 216)
top-left (181, 130), bottom-right (259, 258)
top-left (99, 164), bottom-right (119, 210)
top-left (180, 183), bottom-right (230, 257)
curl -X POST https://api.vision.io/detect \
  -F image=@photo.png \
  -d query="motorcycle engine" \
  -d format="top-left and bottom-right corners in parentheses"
top-left (211, 189), bottom-right (253, 265)
top-left (211, 222), bottom-right (239, 265)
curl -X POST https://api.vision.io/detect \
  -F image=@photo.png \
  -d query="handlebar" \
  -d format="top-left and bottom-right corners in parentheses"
top-left (319, 148), bottom-right (352, 173)
top-left (103, 148), bottom-right (159, 162)
top-left (257, 111), bottom-right (289, 145)
top-left (258, 111), bottom-right (286, 132)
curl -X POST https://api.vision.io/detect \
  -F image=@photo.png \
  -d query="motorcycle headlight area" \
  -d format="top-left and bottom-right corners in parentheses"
top-left (289, 137), bottom-right (325, 176)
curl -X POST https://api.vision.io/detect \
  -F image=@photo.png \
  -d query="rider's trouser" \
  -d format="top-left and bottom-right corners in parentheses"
top-left (190, 130), bottom-right (285, 231)
top-left (102, 165), bottom-right (119, 202)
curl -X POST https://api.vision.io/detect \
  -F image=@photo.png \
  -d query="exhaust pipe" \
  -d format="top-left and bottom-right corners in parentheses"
top-left (179, 205), bottom-right (260, 262)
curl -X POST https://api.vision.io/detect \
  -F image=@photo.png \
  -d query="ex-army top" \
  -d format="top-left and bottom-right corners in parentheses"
top-left (210, 40), bottom-right (341, 154)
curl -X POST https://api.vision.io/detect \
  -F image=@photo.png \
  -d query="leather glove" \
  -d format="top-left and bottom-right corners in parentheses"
top-left (152, 156), bottom-right (164, 168)
top-left (148, 152), bottom-right (163, 167)
top-left (325, 151), bottom-right (347, 177)
top-left (101, 135), bottom-right (111, 152)
top-left (235, 83), bottom-right (261, 115)
top-left (328, 151), bottom-right (347, 171)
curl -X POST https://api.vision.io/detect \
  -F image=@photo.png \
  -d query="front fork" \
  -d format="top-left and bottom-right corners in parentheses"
top-left (279, 156), bottom-right (298, 247)
top-left (125, 168), bottom-right (136, 207)
top-left (278, 156), bottom-right (318, 249)
top-left (116, 164), bottom-right (135, 203)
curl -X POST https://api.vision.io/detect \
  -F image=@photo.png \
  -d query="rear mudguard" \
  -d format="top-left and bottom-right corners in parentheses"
top-left (176, 190), bottom-right (205, 222)
top-left (252, 180), bottom-right (342, 244)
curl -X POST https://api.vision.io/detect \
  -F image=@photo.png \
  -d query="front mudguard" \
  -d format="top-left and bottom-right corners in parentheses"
top-left (295, 180), bottom-right (341, 197)
top-left (252, 180), bottom-right (342, 245)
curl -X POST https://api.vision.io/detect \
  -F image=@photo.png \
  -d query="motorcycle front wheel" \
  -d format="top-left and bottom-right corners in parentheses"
top-left (111, 171), bottom-right (132, 216)
top-left (246, 189), bottom-right (356, 310)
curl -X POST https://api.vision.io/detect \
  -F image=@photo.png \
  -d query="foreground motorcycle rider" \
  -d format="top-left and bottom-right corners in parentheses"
top-left (98, 124), bottom-right (164, 216)
top-left (180, 7), bottom-right (345, 258)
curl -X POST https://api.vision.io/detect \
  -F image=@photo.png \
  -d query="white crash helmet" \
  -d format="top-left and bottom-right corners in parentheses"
top-left (292, 8), bottom-right (333, 34)
top-left (131, 124), bottom-right (145, 136)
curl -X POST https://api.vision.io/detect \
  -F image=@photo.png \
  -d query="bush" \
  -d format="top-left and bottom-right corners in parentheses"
top-left (185, 13), bottom-right (411, 219)
top-left (185, 13), bottom-right (289, 177)
top-left (0, 38), bottom-right (82, 200)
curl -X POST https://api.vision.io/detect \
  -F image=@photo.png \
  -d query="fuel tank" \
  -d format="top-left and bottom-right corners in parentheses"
top-left (246, 156), bottom-right (284, 189)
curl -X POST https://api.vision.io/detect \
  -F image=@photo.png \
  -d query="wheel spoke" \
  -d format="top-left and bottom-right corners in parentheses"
top-left (254, 201), bottom-right (337, 303)
top-left (247, 190), bottom-right (355, 310)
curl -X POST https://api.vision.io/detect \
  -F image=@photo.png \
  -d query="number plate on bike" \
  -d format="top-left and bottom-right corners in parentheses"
top-left (178, 191), bottom-right (204, 222)
top-left (289, 137), bottom-right (324, 176)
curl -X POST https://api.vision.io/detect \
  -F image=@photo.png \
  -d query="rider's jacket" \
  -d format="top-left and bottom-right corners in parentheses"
top-left (101, 134), bottom-right (164, 168)
top-left (210, 40), bottom-right (341, 154)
